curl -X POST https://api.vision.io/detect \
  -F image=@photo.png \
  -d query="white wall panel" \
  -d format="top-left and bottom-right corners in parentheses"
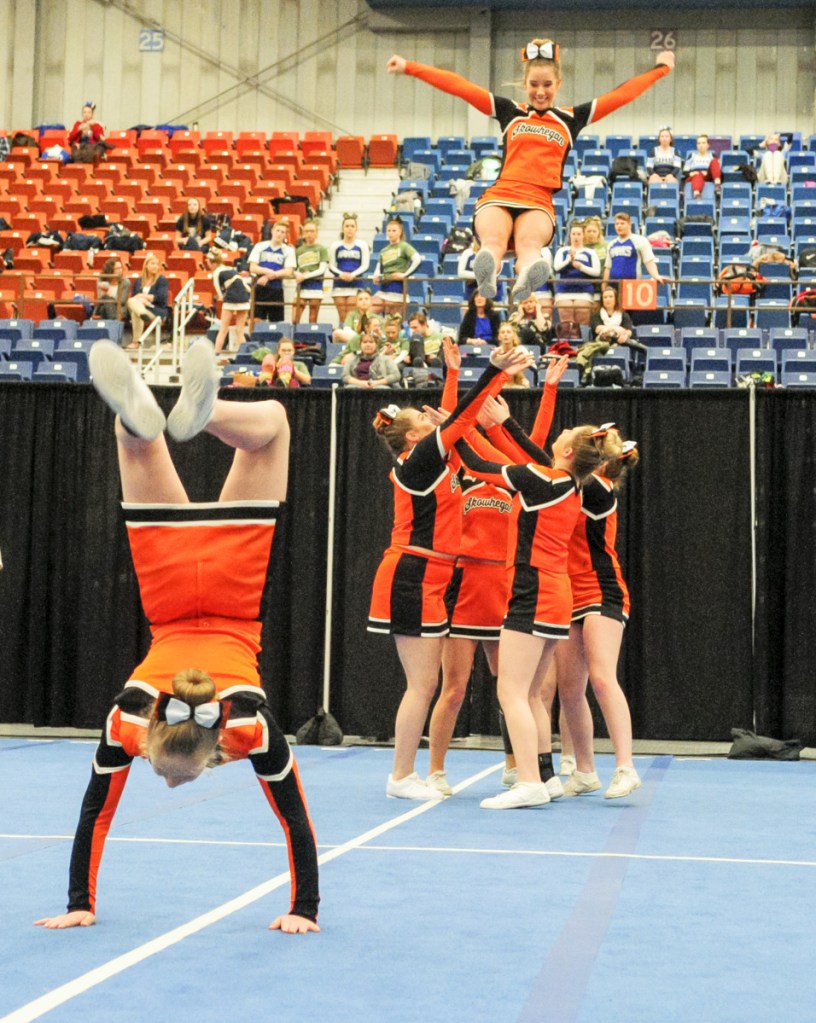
top-left (2, 0), bottom-right (813, 143)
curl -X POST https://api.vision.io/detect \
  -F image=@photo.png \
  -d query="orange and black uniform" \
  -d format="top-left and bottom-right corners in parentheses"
top-left (445, 473), bottom-right (514, 641)
top-left (65, 501), bottom-right (320, 922)
top-left (368, 362), bottom-right (505, 637)
top-left (404, 61), bottom-right (671, 219)
top-left (455, 444), bottom-right (581, 639)
top-left (568, 473), bottom-right (630, 623)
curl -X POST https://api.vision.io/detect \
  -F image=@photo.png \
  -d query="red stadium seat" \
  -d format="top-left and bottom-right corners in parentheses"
top-left (336, 136), bottom-right (365, 169)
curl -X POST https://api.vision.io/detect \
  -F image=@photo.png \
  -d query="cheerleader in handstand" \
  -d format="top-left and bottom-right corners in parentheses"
top-left (35, 340), bottom-right (320, 933)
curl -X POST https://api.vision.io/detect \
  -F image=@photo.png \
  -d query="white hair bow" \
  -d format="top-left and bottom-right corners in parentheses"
top-left (164, 697), bottom-right (222, 728)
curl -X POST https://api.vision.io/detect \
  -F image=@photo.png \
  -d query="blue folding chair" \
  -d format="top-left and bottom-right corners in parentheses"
top-left (689, 369), bottom-right (731, 388)
top-left (643, 369), bottom-right (686, 388)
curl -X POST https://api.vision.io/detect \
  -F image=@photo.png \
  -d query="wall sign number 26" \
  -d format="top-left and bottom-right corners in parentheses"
top-left (650, 30), bottom-right (677, 51)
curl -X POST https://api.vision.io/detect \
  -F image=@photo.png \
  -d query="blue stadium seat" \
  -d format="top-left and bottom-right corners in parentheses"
top-left (638, 324), bottom-right (675, 347)
top-left (643, 369), bottom-right (685, 388)
top-left (646, 347), bottom-right (686, 373)
top-left (436, 135), bottom-right (466, 156)
top-left (34, 361), bottom-right (79, 383)
top-left (680, 327), bottom-right (720, 354)
top-left (712, 296), bottom-right (751, 330)
top-left (0, 337), bottom-right (11, 358)
top-left (679, 257), bottom-right (713, 279)
top-left (756, 183), bottom-right (787, 208)
top-left (0, 318), bottom-right (34, 338)
top-left (52, 350), bottom-right (90, 382)
top-left (781, 369), bottom-right (816, 388)
top-left (432, 297), bottom-right (465, 328)
top-left (557, 366), bottom-right (581, 388)
top-left (12, 338), bottom-right (55, 365)
top-left (755, 301), bottom-right (791, 330)
top-left (423, 199), bottom-right (458, 221)
top-left (689, 369), bottom-right (731, 388)
top-left (469, 136), bottom-right (500, 158)
top-left (676, 280), bottom-right (712, 304)
top-left (402, 136), bottom-right (431, 162)
top-left (722, 328), bottom-right (763, 359)
top-left (690, 347), bottom-right (731, 373)
top-left (0, 359), bottom-right (34, 380)
top-left (605, 135), bottom-right (632, 157)
top-left (679, 238), bottom-right (714, 259)
top-left (574, 135), bottom-right (600, 157)
top-left (310, 365), bottom-right (344, 389)
top-left (780, 350), bottom-right (816, 374)
top-left (769, 328), bottom-right (808, 353)
top-left (431, 277), bottom-right (466, 300)
top-left (735, 348), bottom-right (777, 377)
top-left (721, 183), bottom-right (753, 206)
top-left (672, 301), bottom-right (708, 329)
top-left (581, 151), bottom-right (612, 175)
top-left (294, 323), bottom-right (332, 349)
top-left (254, 321), bottom-right (294, 339)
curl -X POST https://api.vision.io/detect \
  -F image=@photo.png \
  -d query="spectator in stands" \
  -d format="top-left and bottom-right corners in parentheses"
top-left (683, 134), bottom-right (721, 198)
top-left (126, 252), bottom-right (169, 349)
top-left (553, 222), bottom-right (601, 327)
top-left (371, 216), bottom-right (421, 313)
top-left (581, 215), bottom-right (607, 264)
top-left (68, 101), bottom-right (105, 162)
top-left (407, 310), bottom-right (444, 363)
top-left (175, 198), bottom-right (214, 251)
top-left (757, 133), bottom-right (789, 185)
top-left (381, 312), bottom-right (409, 364)
top-left (248, 219), bottom-right (296, 327)
top-left (496, 322), bottom-right (531, 389)
top-left (603, 213), bottom-right (666, 291)
top-left (208, 249), bottom-right (252, 357)
top-left (590, 285), bottom-right (638, 347)
top-left (292, 220), bottom-right (328, 325)
top-left (457, 293), bottom-right (501, 345)
top-left (510, 293), bottom-right (554, 353)
top-left (646, 126), bottom-right (682, 184)
top-left (94, 257), bottom-right (129, 325)
top-left (328, 213), bottom-right (371, 323)
top-left (342, 332), bottom-right (401, 388)
top-left (262, 339), bottom-right (312, 388)
top-left (333, 287), bottom-right (372, 346)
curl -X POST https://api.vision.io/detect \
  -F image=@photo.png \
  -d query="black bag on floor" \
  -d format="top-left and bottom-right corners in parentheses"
top-left (296, 707), bottom-right (344, 746)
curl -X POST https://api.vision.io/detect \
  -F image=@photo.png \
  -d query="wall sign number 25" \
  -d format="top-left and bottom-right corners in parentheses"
top-left (650, 30), bottom-right (677, 51)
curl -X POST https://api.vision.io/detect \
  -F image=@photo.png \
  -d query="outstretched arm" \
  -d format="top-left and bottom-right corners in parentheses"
top-left (35, 720), bottom-right (134, 929)
top-left (590, 51), bottom-right (674, 123)
top-left (251, 707), bottom-right (321, 931)
top-left (388, 55), bottom-right (495, 117)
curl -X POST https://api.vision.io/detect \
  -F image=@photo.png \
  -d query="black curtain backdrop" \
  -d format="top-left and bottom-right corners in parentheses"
top-left (754, 391), bottom-right (816, 745)
top-left (0, 381), bottom-right (804, 742)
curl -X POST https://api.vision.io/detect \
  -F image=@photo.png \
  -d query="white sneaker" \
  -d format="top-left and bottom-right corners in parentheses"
top-left (386, 772), bottom-right (444, 800)
top-left (545, 775), bottom-right (564, 800)
top-left (426, 769), bottom-right (453, 796)
top-left (481, 781), bottom-right (550, 810)
top-left (89, 340), bottom-right (166, 441)
top-left (473, 249), bottom-right (498, 300)
top-left (501, 767), bottom-right (517, 788)
top-left (604, 766), bottom-right (642, 800)
top-left (512, 254), bottom-right (553, 303)
top-left (559, 754), bottom-right (577, 777)
top-left (563, 770), bottom-right (602, 797)
top-left (166, 340), bottom-right (222, 442)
